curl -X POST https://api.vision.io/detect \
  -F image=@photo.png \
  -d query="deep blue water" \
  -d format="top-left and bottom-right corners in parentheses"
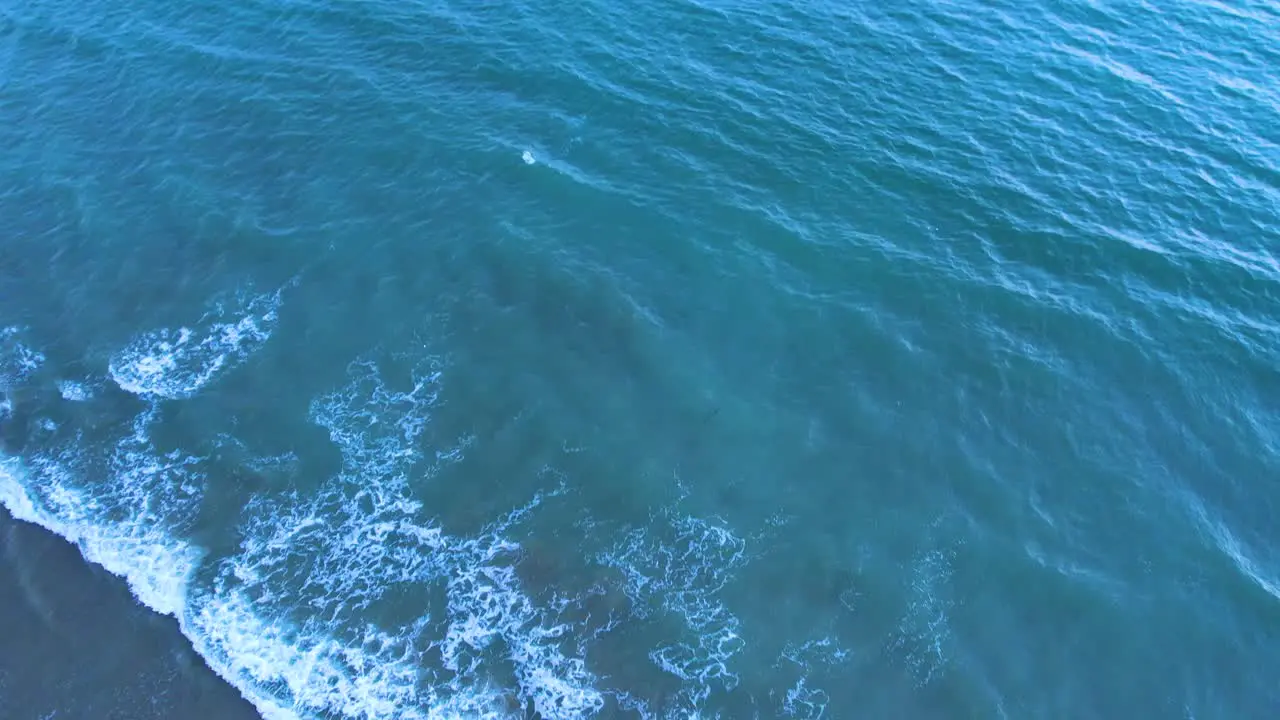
top-left (2, 0), bottom-right (1279, 718)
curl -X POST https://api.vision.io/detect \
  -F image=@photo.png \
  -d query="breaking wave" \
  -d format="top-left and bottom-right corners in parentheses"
top-left (0, 407), bottom-right (206, 617)
top-left (109, 290), bottom-right (284, 399)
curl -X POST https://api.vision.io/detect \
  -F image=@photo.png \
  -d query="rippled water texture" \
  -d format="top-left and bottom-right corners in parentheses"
top-left (1, 0), bottom-right (1278, 718)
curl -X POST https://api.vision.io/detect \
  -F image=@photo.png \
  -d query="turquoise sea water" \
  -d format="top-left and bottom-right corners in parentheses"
top-left (2, 0), bottom-right (1278, 717)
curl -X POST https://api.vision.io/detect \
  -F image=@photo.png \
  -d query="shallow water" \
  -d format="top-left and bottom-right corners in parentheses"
top-left (2, 0), bottom-right (1278, 718)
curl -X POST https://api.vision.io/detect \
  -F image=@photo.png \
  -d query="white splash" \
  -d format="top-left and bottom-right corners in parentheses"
top-left (522, 150), bottom-right (536, 165)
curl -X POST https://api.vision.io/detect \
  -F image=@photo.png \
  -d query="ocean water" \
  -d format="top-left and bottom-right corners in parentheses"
top-left (1, 0), bottom-right (1278, 717)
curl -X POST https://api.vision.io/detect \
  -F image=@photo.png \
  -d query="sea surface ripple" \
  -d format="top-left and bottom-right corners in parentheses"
top-left (1, 0), bottom-right (1278, 718)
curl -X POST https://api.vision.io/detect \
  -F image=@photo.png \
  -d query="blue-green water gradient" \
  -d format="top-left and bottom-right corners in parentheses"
top-left (2, 0), bottom-right (1278, 717)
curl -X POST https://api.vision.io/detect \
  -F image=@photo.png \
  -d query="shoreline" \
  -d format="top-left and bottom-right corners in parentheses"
top-left (0, 505), bottom-right (262, 720)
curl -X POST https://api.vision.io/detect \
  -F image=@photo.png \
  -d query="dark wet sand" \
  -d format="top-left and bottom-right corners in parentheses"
top-left (0, 506), bottom-right (261, 720)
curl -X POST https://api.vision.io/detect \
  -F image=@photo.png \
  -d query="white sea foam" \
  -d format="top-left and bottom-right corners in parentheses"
top-left (773, 636), bottom-right (851, 719)
top-left (891, 545), bottom-right (955, 685)
top-left (444, 506), bottom-right (603, 719)
top-left (0, 457), bottom-right (47, 528)
top-left (0, 410), bottom-right (205, 617)
top-left (182, 360), bottom-right (453, 718)
top-left (186, 358), bottom-right (602, 719)
top-left (189, 586), bottom-right (443, 720)
top-left (779, 636), bottom-right (851, 668)
top-left (109, 290), bottom-right (283, 399)
top-left (781, 678), bottom-right (829, 719)
top-left (600, 512), bottom-right (748, 714)
top-left (1, 326), bottom-right (45, 419)
top-left (0, 326), bottom-right (45, 386)
top-left (57, 379), bottom-right (93, 401)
